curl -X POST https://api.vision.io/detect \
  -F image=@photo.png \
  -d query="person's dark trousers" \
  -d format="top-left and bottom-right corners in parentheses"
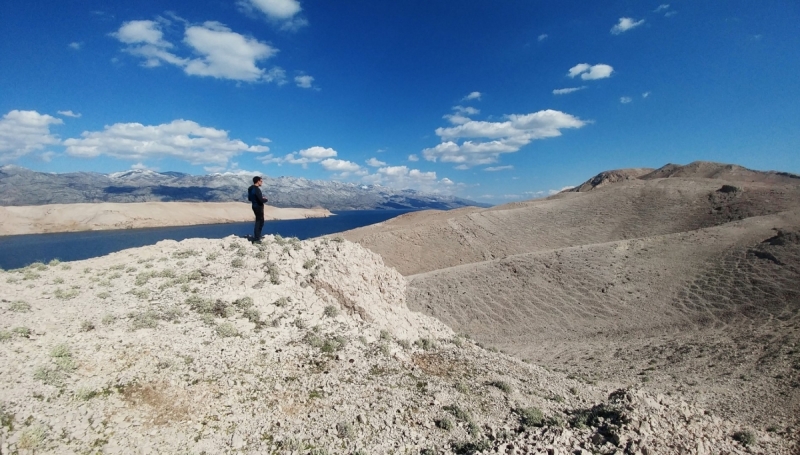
top-left (252, 206), bottom-right (265, 240)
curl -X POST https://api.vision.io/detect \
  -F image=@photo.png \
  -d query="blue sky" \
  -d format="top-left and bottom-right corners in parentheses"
top-left (1, 1), bottom-right (799, 203)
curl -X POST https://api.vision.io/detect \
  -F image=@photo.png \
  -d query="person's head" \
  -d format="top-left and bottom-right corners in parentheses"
top-left (253, 176), bottom-right (262, 186)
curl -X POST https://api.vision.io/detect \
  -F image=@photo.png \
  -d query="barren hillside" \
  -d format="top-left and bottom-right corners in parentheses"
top-left (339, 161), bottom-right (800, 441)
top-left (3, 236), bottom-right (790, 453)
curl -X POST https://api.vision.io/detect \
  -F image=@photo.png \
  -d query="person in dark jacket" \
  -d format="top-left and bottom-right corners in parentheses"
top-left (247, 176), bottom-right (268, 242)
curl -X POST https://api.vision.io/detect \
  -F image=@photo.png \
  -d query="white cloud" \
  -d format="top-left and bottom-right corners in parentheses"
top-left (552, 86), bottom-right (586, 95)
top-left (654, 4), bottom-right (670, 12)
top-left (538, 34), bottom-right (548, 42)
top-left (444, 105), bottom-right (480, 125)
top-left (441, 178), bottom-right (453, 185)
top-left (359, 165), bottom-right (449, 193)
top-left (320, 158), bottom-right (361, 173)
top-left (57, 110), bottom-right (81, 118)
top-left (665, 11), bottom-right (677, 17)
top-left (0, 110), bottom-right (63, 162)
top-left (113, 20), bottom-right (172, 47)
top-left (423, 109), bottom-right (586, 168)
top-left (39, 151), bottom-right (57, 162)
top-left (611, 17), bottom-right (645, 35)
top-left (183, 22), bottom-right (278, 81)
top-left (62, 119), bottom-right (267, 166)
top-left (642, 91), bottom-right (651, 98)
top-left (246, 0), bottom-right (301, 19)
top-left (295, 74), bottom-right (314, 88)
top-left (366, 157), bottom-right (386, 167)
top-left (462, 91), bottom-right (482, 101)
top-left (408, 154), bottom-right (419, 162)
top-left (257, 137), bottom-right (272, 143)
top-left (278, 146), bottom-right (337, 167)
top-left (131, 162), bottom-right (156, 171)
top-left (69, 42), bottom-right (82, 50)
top-left (620, 96), bottom-right (632, 104)
top-left (113, 20), bottom-right (282, 83)
top-left (484, 165), bottom-right (513, 171)
top-left (568, 63), bottom-right (613, 80)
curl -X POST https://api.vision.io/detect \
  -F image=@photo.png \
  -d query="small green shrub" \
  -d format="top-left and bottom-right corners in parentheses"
top-left (0, 330), bottom-right (12, 342)
top-left (231, 258), bottom-right (245, 268)
top-left (272, 297), bottom-right (289, 307)
top-left (243, 308), bottom-right (261, 324)
top-left (48, 259), bottom-right (61, 266)
top-left (34, 366), bottom-right (63, 385)
top-left (101, 314), bottom-right (117, 325)
top-left (517, 407), bottom-right (544, 427)
top-left (12, 327), bottom-right (30, 338)
top-left (53, 277), bottom-right (64, 284)
top-left (216, 322), bottom-right (240, 338)
top-left (17, 425), bottom-right (46, 450)
top-left (173, 249), bottom-right (199, 259)
top-left (97, 291), bottom-right (111, 299)
top-left (129, 310), bottom-right (159, 330)
top-left (80, 320), bottom-right (95, 332)
top-left (54, 287), bottom-right (80, 300)
top-left (303, 259), bottom-right (317, 269)
top-left (415, 338), bottom-right (435, 351)
top-left (234, 296), bottom-right (254, 308)
top-left (380, 329), bottom-right (391, 340)
top-left (455, 382), bottom-right (469, 394)
top-left (9, 301), bottom-right (31, 312)
top-left (323, 305), bottom-right (339, 318)
top-left (128, 288), bottom-right (150, 300)
top-left (489, 380), bottom-right (512, 394)
top-left (206, 252), bottom-right (220, 261)
top-left (443, 405), bottom-right (471, 422)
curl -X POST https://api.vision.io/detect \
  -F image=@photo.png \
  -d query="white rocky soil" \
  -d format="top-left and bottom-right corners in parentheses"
top-left (0, 236), bottom-right (792, 454)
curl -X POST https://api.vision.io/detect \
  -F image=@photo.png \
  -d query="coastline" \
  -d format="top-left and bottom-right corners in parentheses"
top-left (0, 201), bottom-right (332, 236)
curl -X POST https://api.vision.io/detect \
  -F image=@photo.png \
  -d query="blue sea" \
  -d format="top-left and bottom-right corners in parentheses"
top-left (0, 209), bottom-right (415, 270)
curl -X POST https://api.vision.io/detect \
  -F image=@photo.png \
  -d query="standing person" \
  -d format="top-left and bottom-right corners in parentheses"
top-left (247, 176), bottom-right (268, 242)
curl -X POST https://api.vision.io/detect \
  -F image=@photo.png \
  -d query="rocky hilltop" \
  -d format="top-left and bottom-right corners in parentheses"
top-left (0, 166), bottom-right (486, 211)
top-left (1, 235), bottom-right (791, 453)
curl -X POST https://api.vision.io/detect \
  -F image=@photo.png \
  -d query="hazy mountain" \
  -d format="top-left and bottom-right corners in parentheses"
top-left (0, 166), bottom-right (488, 210)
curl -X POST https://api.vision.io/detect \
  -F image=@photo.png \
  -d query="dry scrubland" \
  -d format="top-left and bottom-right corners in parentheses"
top-left (0, 202), bottom-right (331, 236)
top-left (0, 233), bottom-right (792, 453)
top-left (341, 162), bottom-right (800, 452)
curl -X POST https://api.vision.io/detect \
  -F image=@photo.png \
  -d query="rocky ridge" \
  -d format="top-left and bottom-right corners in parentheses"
top-left (0, 236), bottom-right (792, 453)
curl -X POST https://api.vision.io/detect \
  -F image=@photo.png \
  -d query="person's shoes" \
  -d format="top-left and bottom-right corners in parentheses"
top-left (251, 238), bottom-right (262, 244)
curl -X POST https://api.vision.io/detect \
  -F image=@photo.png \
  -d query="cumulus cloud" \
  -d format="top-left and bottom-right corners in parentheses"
top-left (366, 157), bottom-right (386, 167)
top-left (444, 106), bottom-right (481, 125)
top-left (294, 74), bottom-right (314, 88)
top-left (654, 4), bottom-right (670, 12)
top-left (0, 110), bottom-right (63, 162)
top-left (62, 119), bottom-right (267, 166)
top-left (279, 146), bottom-right (337, 167)
top-left (244, 0), bottom-right (301, 19)
top-left (408, 154), bottom-right (419, 162)
top-left (611, 17), bottom-right (645, 34)
top-left (359, 165), bottom-right (450, 192)
top-left (58, 110), bottom-right (81, 118)
top-left (423, 109), bottom-right (586, 168)
top-left (552, 86), bottom-right (586, 95)
top-left (538, 34), bottom-right (548, 42)
top-left (320, 158), bottom-right (361, 173)
top-left (462, 91), bottom-right (481, 101)
top-left (113, 19), bottom-right (283, 83)
top-left (484, 165), bottom-right (513, 171)
top-left (69, 42), bottom-right (82, 50)
top-left (620, 96), bottom-right (632, 104)
top-left (568, 63), bottom-right (613, 80)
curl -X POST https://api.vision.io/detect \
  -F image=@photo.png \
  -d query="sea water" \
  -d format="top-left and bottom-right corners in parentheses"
top-left (0, 209), bottom-right (415, 270)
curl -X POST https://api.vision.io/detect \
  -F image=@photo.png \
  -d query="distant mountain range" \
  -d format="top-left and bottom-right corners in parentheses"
top-left (0, 166), bottom-right (489, 211)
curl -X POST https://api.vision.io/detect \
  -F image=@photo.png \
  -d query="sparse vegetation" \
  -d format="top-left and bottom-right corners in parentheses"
top-left (415, 337), bottom-right (436, 351)
top-left (303, 259), bottom-right (317, 269)
top-left (323, 305), bottom-right (339, 318)
top-left (335, 421), bottom-right (355, 439)
top-left (231, 258), bottom-right (245, 268)
top-left (435, 417), bottom-right (453, 431)
top-left (18, 425), bottom-right (46, 450)
top-left (215, 322), bottom-right (240, 338)
top-left (9, 300), bottom-right (31, 312)
top-left (129, 310), bottom-right (160, 330)
top-left (489, 380), bottom-right (512, 394)
top-left (54, 287), bottom-right (80, 300)
top-left (80, 320), bottom-right (95, 332)
top-left (516, 406), bottom-right (544, 427)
